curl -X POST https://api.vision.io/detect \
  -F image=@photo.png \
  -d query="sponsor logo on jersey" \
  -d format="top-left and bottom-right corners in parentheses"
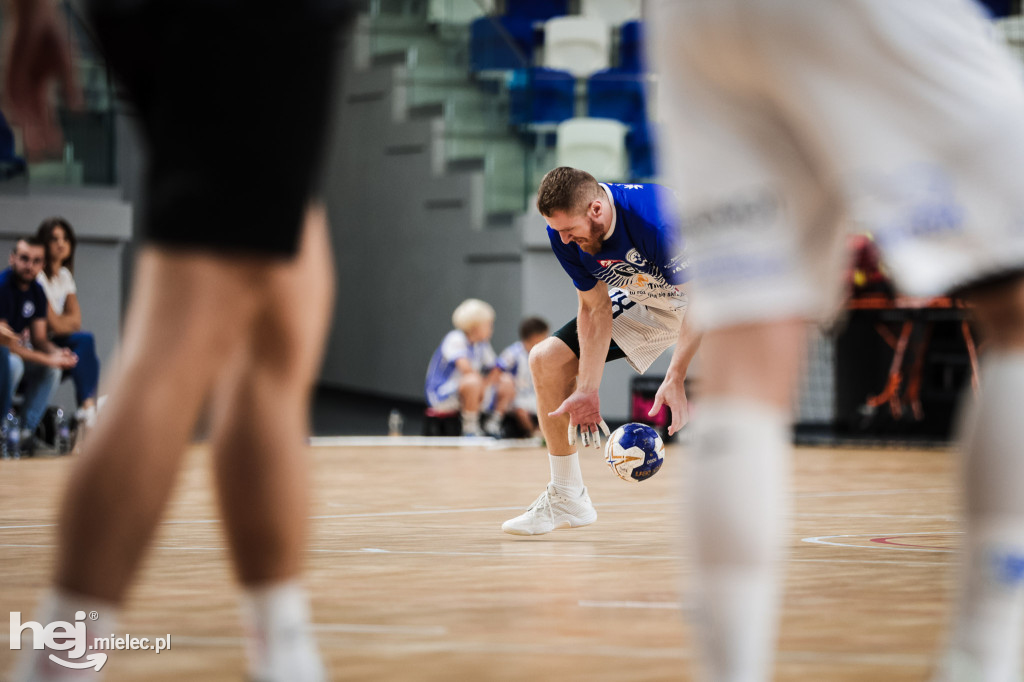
top-left (21, 300), bottom-right (34, 319)
top-left (597, 259), bottom-right (623, 268)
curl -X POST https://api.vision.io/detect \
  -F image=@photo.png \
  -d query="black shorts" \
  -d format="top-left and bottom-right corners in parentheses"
top-left (88, 0), bottom-right (357, 256)
top-left (552, 317), bottom-right (628, 363)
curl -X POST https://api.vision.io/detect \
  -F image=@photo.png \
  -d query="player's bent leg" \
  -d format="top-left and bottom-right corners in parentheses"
top-left (208, 206), bottom-right (334, 682)
top-left (687, 318), bottom-right (805, 682)
top-left (931, 278), bottom-right (1024, 682)
top-left (502, 336), bottom-right (595, 536)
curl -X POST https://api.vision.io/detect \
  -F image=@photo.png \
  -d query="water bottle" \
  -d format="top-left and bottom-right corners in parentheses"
top-left (5, 412), bottom-right (20, 460)
top-left (55, 408), bottom-right (71, 454)
top-left (388, 409), bottom-right (404, 437)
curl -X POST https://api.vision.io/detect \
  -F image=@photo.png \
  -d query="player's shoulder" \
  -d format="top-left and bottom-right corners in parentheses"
top-left (0, 268), bottom-right (14, 290)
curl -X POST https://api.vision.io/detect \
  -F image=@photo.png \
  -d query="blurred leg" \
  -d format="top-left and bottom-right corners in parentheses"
top-left (937, 279), bottom-right (1024, 680)
top-left (687, 318), bottom-right (805, 682)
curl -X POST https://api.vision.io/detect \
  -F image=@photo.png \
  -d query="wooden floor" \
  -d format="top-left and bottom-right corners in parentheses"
top-left (0, 440), bottom-right (960, 681)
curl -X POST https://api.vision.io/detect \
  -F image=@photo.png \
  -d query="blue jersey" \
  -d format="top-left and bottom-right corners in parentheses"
top-left (425, 329), bottom-right (496, 407)
top-left (547, 183), bottom-right (690, 311)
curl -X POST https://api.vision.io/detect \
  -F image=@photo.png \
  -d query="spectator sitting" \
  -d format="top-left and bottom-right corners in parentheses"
top-left (494, 316), bottom-right (550, 438)
top-left (36, 217), bottom-right (102, 429)
top-left (425, 298), bottom-right (512, 437)
top-left (0, 237), bottom-right (77, 449)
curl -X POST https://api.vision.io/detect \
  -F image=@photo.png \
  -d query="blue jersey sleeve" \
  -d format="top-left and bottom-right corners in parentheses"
top-left (547, 227), bottom-right (599, 291)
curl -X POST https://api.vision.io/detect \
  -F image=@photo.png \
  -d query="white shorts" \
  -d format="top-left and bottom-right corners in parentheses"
top-left (557, 288), bottom-right (687, 374)
top-left (649, 0), bottom-right (1024, 329)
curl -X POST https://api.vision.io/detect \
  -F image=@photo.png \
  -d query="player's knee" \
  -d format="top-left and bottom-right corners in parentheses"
top-left (529, 337), bottom-right (574, 380)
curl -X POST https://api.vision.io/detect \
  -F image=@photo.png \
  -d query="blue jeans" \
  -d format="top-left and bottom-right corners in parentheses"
top-left (53, 332), bottom-right (101, 405)
top-left (8, 353), bottom-right (62, 431)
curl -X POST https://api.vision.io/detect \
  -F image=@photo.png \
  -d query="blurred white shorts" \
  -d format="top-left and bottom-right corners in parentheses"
top-left (649, 0), bottom-right (1024, 329)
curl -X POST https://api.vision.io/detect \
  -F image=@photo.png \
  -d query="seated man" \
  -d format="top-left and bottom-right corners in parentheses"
top-left (425, 298), bottom-right (512, 437)
top-left (494, 316), bottom-right (550, 437)
top-left (0, 237), bottom-right (78, 448)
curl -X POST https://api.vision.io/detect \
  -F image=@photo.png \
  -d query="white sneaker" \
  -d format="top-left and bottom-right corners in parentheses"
top-left (502, 483), bottom-right (596, 536)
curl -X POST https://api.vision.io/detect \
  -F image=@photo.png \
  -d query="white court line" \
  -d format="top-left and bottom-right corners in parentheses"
top-left (0, 542), bottom-right (945, 566)
top-left (579, 600), bottom-right (681, 609)
top-left (795, 488), bottom-right (953, 498)
top-left (802, 531), bottom-right (959, 553)
top-left (308, 436), bottom-right (542, 449)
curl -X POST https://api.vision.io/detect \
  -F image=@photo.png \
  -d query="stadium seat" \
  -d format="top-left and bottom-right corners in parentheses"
top-left (508, 67), bottom-right (575, 125)
top-left (470, 16), bottom-right (536, 71)
top-left (0, 111), bottom-right (26, 180)
top-left (580, 0), bottom-right (642, 26)
top-left (586, 68), bottom-right (647, 128)
top-left (618, 20), bottom-right (644, 72)
top-left (428, 0), bottom-right (494, 24)
top-left (556, 117), bottom-right (629, 182)
top-left (542, 16), bottom-right (611, 78)
top-left (505, 0), bottom-right (569, 22)
top-left (627, 120), bottom-right (656, 179)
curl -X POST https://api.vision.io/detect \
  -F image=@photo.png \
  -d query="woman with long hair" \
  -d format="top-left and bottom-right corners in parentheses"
top-left (35, 216), bottom-right (101, 426)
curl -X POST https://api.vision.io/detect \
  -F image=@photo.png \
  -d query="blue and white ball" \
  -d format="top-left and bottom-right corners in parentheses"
top-left (604, 422), bottom-right (665, 483)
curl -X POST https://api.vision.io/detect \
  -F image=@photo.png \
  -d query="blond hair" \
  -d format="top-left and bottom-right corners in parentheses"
top-left (452, 298), bottom-right (495, 333)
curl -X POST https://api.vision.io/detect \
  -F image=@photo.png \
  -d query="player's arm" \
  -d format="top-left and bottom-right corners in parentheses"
top-left (454, 357), bottom-right (480, 378)
top-left (649, 285), bottom-right (702, 436)
top-left (549, 281), bottom-right (613, 447)
top-left (27, 316), bottom-right (76, 368)
top-left (47, 292), bottom-right (82, 336)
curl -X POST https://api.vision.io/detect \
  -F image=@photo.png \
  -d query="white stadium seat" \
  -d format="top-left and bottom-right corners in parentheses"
top-left (581, 0), bottom-right (642, 26)
top-left (556, 117), bottom-right (629, 182)
top-left (543, 16), bottom-right (611, 78)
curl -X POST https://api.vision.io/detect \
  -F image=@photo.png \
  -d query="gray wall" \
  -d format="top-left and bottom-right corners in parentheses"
top-left (319, 59), bottom-right (522, 400)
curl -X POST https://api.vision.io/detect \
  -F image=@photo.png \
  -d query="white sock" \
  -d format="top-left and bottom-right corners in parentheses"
top-left (241, 581), bottom-right (325, 682)
top-left (550, 452), bottom-right (584, 495)
top-left (944, 352), bottom-right (1024, 680)
top-left (686, 398), bottom-right (791, 682)
top-left (461, 411), bottom-right (480, 435)
top-left (11, 589), bottom-right (118, 682)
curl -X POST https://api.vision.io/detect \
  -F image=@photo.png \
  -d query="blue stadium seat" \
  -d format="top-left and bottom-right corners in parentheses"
top-left (627, 120), bottom-right (656, 180)
top-left (508, 67), bottom-right (575, 125)
top-left (619, 20), bottom-right (644, 73)
top-left (470, 16), bottom-right (536, 72)
top-left (505, 0), bottom-right (569, 22)
top-left (586, 68), bottom-right (647, 128)
top-left (0, 111), bottom-right (26, 180)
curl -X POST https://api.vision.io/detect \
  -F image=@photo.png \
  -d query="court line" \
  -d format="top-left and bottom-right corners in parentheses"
top-left (802, 531), bottom-right (959, 553)
top-left (0, 542), bottom-right (946, 566)
top-left (579, 600), bottom-right (681, 609)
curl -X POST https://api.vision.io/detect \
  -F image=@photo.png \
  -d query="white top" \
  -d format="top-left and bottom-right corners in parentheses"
top-left (37, 267), bottom-right (77, 315)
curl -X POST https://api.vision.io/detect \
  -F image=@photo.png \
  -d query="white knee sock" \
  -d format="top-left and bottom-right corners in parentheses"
top-left (550, 452), bottom-right (584, 495)
top-left (11, 589), bottom-right (118, 682)
top-left (944, 352), bottom-right (1024, 681)
top-left (241, 581), bottom-right (325, 682)
top-left (686, 399), bottom-right (791, 682)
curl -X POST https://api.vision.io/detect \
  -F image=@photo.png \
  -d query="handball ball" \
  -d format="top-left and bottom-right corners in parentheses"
top-left (604, 422), bottom-right (665, 483)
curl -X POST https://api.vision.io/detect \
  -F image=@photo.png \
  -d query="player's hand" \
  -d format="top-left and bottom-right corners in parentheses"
top-left (3, 0), bottom-right (82, 157)
top-left (549, 389), bottom-right (610, 449)
top-left (0, 323), bottom-right (19, 347)
top-left (648, 375), bottom-right (689, 437)
top-left (50, 348), bottom-right (77, 369)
